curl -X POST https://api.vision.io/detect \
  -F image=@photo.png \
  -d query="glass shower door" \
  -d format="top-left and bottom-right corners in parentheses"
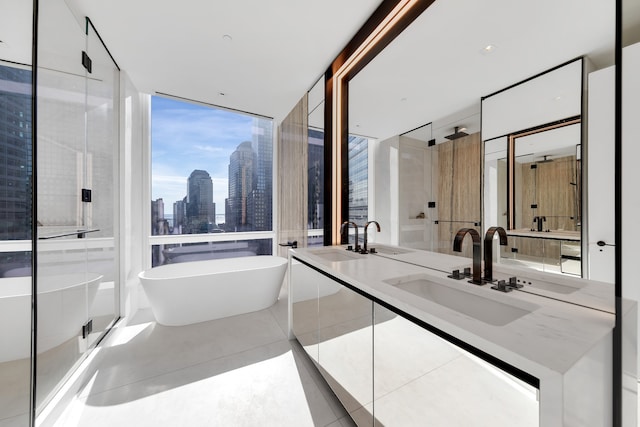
top-left (35, 0), bottom-right (92, 412)
top-left (84, 20), bottom-right (119, 347)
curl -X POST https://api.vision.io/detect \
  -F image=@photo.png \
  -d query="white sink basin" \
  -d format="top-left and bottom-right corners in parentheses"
top-left (384, 275), bottom-right (538, 326)
top-left (313, 249), bottom-right (363, 262)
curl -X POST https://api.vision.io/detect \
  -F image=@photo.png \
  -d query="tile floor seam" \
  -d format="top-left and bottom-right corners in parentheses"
top-left (289, 341), bottom-right (352, 422)
top-left (371, 353), bottom-right (464, 403)
top-left (82, 335), bottom-right (290, 398)
top-left (267, 303), bottom-right (289, 337)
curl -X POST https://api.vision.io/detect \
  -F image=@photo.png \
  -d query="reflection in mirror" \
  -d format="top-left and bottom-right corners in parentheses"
top-left (373, 303), bottom-right (538, 426)
top-left (482, 58), bottom-right (584, 277)
top-left (512, 123), bottom-right (581, 234)
top-left (347, 0), bottom-right (614, 300)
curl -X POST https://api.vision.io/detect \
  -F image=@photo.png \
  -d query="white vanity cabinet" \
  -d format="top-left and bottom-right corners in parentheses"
top-left (290, 258), bottom-right (374, 425)
top-left (290, 255), bottom-right (544, 426)
top-left (372, 303), bottom-right (538, 426)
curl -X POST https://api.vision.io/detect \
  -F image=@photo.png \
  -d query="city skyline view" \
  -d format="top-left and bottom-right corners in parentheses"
top-left (151, 96), bottom-right (260, 224)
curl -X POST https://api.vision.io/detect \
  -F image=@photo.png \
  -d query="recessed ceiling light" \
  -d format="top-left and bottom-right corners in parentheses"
top-left (480, 44), bottom-right (497, 55)
top-left (222, 34), bottom-right (232, 42)
top-left (554, 96), bottom-right (562, 101)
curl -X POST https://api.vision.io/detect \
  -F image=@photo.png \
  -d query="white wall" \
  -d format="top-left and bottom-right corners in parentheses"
top-left (587, 66), bottom-right (616, 282)
top-left (373, 136), bottom-right (399, 245)
top-left (119, 72), bottom-right (149, 319)
top-left (482, 59), bottom-right (583, 141)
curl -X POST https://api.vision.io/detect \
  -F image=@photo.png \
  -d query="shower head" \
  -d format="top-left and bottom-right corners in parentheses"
top-left (537, 155), bottom-right (554, 163)
top-left (444, 126), bottom-right (469, 140)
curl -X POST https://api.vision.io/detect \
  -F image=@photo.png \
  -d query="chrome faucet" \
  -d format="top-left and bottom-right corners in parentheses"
top-left (452, 228), bottom-right (482, 285)
top-left (483, 226), bottom-right (508, 282)
top-left (361, 221), bottom-right (381, 253)
top-left (340, 221), bottom-right (360, 251)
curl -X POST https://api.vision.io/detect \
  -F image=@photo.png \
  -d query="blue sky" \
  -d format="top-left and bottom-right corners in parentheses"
top-left (151, 96), bottom-right (254, 219)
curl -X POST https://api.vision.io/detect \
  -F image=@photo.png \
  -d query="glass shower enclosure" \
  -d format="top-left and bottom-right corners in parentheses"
top-left (34, 0), bottom-right (120, 416)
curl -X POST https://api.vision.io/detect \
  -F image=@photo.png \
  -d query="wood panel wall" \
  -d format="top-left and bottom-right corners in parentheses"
top-left (436, 132), bottom-right (482, 257)
top-left (277, 94), bottom-right (308, 257)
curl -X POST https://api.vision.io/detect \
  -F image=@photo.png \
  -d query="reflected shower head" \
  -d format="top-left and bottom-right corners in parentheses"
top-left (444, 126), bottom-right (468, 140)
top-left (537, 155), bottom-right (554, 163)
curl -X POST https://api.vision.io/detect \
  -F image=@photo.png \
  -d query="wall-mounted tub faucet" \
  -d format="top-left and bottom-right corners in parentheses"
top-left (483, 226), bottom-right (508, 282)
top-left (452, 228), bottom-right (482, 285)
top-left (361, 221), bottom-right (381, 254)
top-left (340, 221), bottom-right (360, 251)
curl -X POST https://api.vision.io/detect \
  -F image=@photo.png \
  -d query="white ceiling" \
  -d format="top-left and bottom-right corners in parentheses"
top-left (62, 0), bottom-right (383, 122)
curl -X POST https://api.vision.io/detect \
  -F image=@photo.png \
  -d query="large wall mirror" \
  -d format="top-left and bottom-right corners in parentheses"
top-left (345, 0), bottom-right (617, 306)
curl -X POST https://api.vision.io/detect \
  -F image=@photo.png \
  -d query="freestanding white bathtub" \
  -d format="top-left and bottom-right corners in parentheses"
top-left (138, 256), bottom-right (288, 326)
top-left (0, 273), bottom-right (102, 363)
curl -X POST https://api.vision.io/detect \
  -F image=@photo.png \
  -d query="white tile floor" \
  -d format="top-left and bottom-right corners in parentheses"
top-left (51, 291), bottom-right (356, 427)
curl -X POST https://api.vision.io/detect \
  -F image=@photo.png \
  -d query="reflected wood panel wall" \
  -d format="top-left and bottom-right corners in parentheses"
top-left (436, 133), bottom-right (481, 257)
top-left (517, 155), bottom-right (577, 259)
top-left (277, 94), bottom-right (308, 257)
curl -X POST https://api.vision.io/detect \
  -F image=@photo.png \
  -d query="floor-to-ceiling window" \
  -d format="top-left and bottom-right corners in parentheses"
top-left (150, 95), bottom-right (274, 266)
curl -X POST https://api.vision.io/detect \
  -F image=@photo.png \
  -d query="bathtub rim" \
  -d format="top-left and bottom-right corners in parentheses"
top-left (0, 272), bottom-right (104, 298)
top-left (138, 255), bottom-right (288, 281)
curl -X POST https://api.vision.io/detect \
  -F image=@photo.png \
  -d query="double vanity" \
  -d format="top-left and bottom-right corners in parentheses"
top-left (288, 243), bottom-right (626, 426)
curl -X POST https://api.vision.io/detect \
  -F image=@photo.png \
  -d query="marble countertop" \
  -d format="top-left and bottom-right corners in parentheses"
top-left (290, 245), bottom-right (617, 381)
top-left (367, 243), bottom-right (614, 313)
top-left (507, 228), bottom-right (581, 241)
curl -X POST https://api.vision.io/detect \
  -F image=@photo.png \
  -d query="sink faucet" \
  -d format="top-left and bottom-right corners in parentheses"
top-left (361, 221), bottom-right (381, 253)
top-left (483, 226), bottom-right (508, 282)
top-left (340, 221), bottom-right (360, 251)
top-left (452, 228), bottom-right (482, 285)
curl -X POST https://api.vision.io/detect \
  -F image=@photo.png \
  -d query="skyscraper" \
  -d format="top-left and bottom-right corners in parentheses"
top-left (186, 169), bottom-right (215, 233)
top-left (225, 141), bottom-right (256, 231)
top-left (173, 197), bottom-right (186, 234)
top-left (250, 118), bottom-right (273, 231)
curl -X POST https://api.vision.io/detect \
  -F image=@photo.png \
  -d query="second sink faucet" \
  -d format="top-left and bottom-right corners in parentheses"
top-left (452, 228), bottom-right (482, 285)
top-left (361, 221), bottom-right (381, 253)
top-left (340, 221), bottom-right (360, 251)
top-left (483, 226), bottom-right (508, 282)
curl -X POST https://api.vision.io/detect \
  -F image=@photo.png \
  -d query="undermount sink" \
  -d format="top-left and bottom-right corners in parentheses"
top-left (313, 249), bottom-right (363, 262)
top-left (371, 245), bottom-right (413, 255)
top-left (384, 275), bottom-right (539, 326)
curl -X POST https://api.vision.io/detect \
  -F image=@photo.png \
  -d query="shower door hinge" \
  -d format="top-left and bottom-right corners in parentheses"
top-left (82, 319), bottom-right (93, 339)
top-left (82, 188), bottom-right (92, 202)
top-left (81, 51), bottom-right (92, 73)
top-left (427, 139), bottom-right (436, 147)
top-left (428, 201), bottom-right (436, 208)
